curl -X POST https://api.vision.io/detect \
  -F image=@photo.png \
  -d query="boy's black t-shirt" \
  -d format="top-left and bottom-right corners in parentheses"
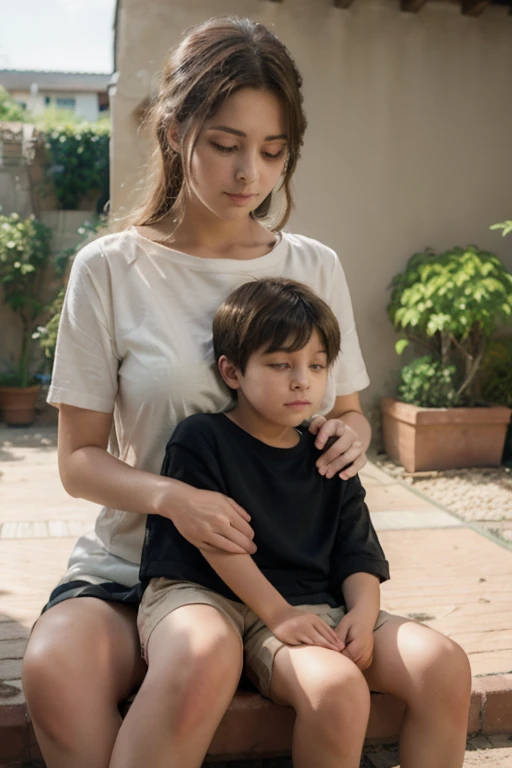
top-left (141, 413), bottom-right (390, 608)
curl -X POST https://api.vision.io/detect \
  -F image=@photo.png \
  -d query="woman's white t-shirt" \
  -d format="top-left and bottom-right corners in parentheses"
top-left (48, 227), bottom-right (370, 588)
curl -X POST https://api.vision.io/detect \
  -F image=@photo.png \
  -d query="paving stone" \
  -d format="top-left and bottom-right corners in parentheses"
top-left (365, 483), bottom-right (442, 513)
top-left (0, 622), bottom-right (30, 641)
top-left (0, 657), bottom-right (23, 680)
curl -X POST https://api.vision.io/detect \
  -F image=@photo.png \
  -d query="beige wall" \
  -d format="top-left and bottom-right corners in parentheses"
top-left (112, 0), bottom-right (512, 417)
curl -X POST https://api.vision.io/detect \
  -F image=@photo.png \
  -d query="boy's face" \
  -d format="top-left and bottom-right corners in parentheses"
top-left (230, 329), bottom-right (330, 428)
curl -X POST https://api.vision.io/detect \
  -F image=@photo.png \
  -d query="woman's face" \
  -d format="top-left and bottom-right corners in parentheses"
top-left (187, 87), bottom-right (288, 223)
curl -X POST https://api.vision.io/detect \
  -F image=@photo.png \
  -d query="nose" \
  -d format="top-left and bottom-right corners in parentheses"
top-left (291, 366), bottom-right (310, 391)
top-left (235, 150), bottom-right (259, 185)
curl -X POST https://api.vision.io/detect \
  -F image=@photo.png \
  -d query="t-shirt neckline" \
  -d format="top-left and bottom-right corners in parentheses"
top-left (130, 226), bottom-right (288, 272)
top-left (217, 412), bottom-right (309, 459)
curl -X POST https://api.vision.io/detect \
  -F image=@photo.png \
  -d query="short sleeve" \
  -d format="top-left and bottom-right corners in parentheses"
top-left (328, 255), bottom-right (370, 395)
top-left (47, 240), bottom-right (120, 412)
top-left (330, 476), bottom-right (390, 587)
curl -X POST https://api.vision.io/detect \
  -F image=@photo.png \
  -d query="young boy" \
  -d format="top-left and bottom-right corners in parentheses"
top-left (136, 278), bottom-right (471, 768)
top-left (139, 277), bottom-right (388, 719)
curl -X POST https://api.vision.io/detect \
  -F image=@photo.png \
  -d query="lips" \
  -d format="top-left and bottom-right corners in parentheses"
top-left (226, 192), bottom-right (255, 206)
top-left (285, 401), bottom-right (311, 407)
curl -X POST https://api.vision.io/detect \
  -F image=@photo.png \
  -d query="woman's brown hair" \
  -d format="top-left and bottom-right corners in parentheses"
top-left (127, 16), bottom-right (307, 233)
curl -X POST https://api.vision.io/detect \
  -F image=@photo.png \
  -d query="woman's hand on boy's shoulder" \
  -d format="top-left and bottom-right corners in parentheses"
top-left (310, 416), bottom-right (366, 481)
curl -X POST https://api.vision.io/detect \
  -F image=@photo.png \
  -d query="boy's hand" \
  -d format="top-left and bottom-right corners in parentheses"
top-left (335, 608), bottom-right (375, 670)
top-left (310, 416), bottom-right (366, 480)
top-left (268, 606), bottom-right (345, 652)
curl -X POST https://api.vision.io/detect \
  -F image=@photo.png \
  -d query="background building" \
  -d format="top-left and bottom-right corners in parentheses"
top-left (0, 70), bottom-right (111, 121)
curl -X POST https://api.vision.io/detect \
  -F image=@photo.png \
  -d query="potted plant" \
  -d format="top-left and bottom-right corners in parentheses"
top-left (0, 212), bottom-right (53, 425)
top-left (381, 246), bottom-right (512, 472)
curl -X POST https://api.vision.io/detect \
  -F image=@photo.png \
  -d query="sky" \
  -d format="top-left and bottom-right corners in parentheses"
top-left (0, 0), bottom-right (116, 73)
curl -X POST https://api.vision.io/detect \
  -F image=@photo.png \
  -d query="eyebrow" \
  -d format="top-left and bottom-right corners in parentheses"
top-left (208, 125), bottom-right (288, 142)
top-left (264, 347), bottom-right (328, 356)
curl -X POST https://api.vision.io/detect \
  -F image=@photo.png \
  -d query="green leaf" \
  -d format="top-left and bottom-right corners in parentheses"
top-left (395, 339), bottom-right (410, 355)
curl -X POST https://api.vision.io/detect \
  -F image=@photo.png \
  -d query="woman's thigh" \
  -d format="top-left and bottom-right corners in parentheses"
top-left (23, 597), bottom-right (146, 709)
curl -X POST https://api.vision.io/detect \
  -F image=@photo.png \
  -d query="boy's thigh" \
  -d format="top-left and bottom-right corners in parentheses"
top-left (268, 644), bottom-right (366, 709)
top-left (242, 604), bottom-right (351, 701)
top-left (362, 613), bottom-right (468, 697)
top-left (138, 578), bottom-right (244, 665)
top-left (243, 603), bottom-right (391, 702)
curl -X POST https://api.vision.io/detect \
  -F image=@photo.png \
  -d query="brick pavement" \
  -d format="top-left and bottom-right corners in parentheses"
top-left (1, 426), bottom-right (512, 766)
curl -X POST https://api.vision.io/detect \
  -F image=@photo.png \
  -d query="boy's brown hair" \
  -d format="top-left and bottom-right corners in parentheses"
top-left (213, 278), bottom-right (341, 373)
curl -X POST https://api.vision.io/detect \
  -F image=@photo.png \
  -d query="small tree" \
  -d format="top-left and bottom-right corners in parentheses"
top-left (388, 246), bottom-right (512, 406)
top-left (0, 213), bottom-right (53, 387)
top-left (0, 86), bottom-right (28, 122)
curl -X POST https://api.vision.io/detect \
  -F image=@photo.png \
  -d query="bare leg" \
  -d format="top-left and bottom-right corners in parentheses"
top-left (22, 598), bottom-right (146, 768)
top-left (364, 615), bottom-right (472, 768)
top-left (109, 604), bottom-right (243, 768)
top-left (269, 645), bottom-right (370, 768)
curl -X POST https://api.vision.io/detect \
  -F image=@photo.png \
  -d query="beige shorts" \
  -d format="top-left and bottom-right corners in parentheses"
top-left (138, 578), bottom-right (390, 699)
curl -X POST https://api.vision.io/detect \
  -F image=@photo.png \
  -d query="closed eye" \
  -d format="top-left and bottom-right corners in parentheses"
top-left (211, 141), bottom-right (237, 153)
top-left (263, 148), bottom-right (286, 160)
top-left (210, 141), bottom-right (286, 160)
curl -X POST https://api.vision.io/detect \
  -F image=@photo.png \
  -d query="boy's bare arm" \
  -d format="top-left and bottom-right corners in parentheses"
top-left (202, 549), bottom-right (343, 650)
top-left (342, 571), bottom-right (381, 622)
top-left (335, 572), bottom-right (381, 669)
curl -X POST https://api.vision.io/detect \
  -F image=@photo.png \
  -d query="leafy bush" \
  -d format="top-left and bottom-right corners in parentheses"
top-left (478, 337), bottom-right (512, 409)
top-left (0, 213), bottom-right (53, 386)
top-left (0, 86), bottom-right (28, 122)
top-left (41, 118), bottom-right (110, 211)
top-left (388, 246), bottom-right (512, 406)
top-left (398, 356), bottom-right (458, 408)
top-left (33, 217), bottom-right (107, 369)
top-left (35, 287), bottom-right (65, 367)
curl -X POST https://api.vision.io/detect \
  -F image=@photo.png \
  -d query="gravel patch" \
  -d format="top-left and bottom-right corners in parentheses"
top-left (373, 455), bottom-right (512, 545)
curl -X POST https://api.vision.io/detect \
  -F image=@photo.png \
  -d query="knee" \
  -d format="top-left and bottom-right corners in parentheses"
top-left (299, 663), bottom-right (370, 736)
top-left (23, 634), bottom-right (90, 743)
top-left (146, 629), bottom-right (243, 739)
top-left (416, 635), bottom-right (472, 716)
top-left (23, 621), bottom-right (120, 745)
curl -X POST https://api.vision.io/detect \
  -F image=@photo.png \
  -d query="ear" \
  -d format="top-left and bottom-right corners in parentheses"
top-left (218, 355), bottom-right (242, 390)
top-left (167, 122), bottom-right (181, 154)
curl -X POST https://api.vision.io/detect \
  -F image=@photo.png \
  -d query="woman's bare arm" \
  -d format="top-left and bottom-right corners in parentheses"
top-left (57, 404), bottom-right (256, 554)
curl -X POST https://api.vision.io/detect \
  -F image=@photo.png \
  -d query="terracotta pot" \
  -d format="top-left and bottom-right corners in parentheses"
top-left (381, 397), bottom-right (512, 472)
top-left (0, 385), bottom-right (41, 427)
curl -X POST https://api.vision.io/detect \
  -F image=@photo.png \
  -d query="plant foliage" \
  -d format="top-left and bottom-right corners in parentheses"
top-left (398, 356), bottom-right (457, 408)
top-left (42, 118), bottom-right (110, 211)
top-left (0, 86), bottom-right (28, 122)
top-left (388, 246), bottom-right (512, 406)
top-left (33, 217), bottom-right (107, 368)
top-left (0, 213), bottom-right (53, 386)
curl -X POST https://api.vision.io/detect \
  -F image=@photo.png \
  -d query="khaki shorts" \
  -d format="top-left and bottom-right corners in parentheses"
top-left (138, 577), bottom-right (390, 699)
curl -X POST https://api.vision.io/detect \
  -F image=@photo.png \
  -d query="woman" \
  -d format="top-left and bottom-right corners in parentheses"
top-left (22, 16), bottom-right (470, 768)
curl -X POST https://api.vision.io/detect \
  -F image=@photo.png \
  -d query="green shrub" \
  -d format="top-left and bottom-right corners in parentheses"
top-left (388, 246), bottom-right (512, 406)
top-left (33, 217), bottom-right (107, 370)
top-left (0, 86), bottom-right (28, 122)
top-left (0, 213), bottom-right (53, 386)
top-left (35, 287), bottom-right (65, 366)
top-left (478, 337), bottom-right (512, 408)
top-left (41, 118), bottom-right (110, 211)
top-left (398, 356), bottom-right (458, 408)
